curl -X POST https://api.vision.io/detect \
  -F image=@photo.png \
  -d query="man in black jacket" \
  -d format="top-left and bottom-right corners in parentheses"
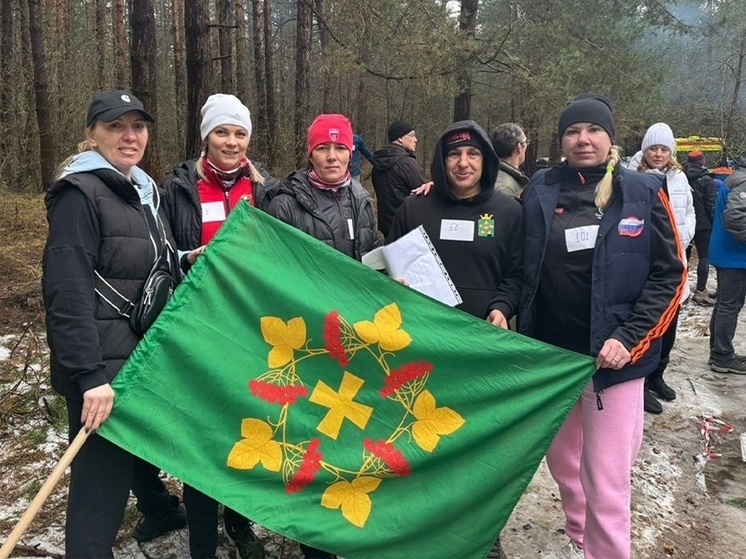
top-left (371, 120), bottom-right (428, 237)
top-left (684, 150), bottom-right (718, 305)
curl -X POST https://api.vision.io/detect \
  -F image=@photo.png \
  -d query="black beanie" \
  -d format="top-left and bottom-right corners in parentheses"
top-left (557, 93), bottom-right (615, 140)
top-left (388, 120), bottom-right (415, 142)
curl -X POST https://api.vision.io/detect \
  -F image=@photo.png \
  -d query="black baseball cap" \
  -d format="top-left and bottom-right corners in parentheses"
top-left (86, 90), bottom-right (155, 127)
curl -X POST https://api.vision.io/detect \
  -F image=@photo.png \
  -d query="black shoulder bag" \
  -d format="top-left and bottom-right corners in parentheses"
top-left (95, 208), bottom-right (177, 337)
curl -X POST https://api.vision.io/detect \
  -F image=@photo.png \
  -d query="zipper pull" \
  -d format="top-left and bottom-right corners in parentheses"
top-left (596, 390), bottom-right (604, 411)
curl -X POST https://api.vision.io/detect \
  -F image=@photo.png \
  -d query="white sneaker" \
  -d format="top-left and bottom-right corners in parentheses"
top-left (545, 541), bottom-right (584, 559)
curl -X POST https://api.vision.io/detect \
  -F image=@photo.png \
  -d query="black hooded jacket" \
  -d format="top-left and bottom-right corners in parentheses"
top-left (371, 143), bottom-right (426, 236)
top-left (684, 163), bottom-right (716, 231)
top-left (387, 120), bottom-right (524, 319)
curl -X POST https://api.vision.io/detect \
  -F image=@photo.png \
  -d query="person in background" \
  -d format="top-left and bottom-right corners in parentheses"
top-left (626, 123), bottom-right (695, 414)
top-left (350, 133), bottom-right (376, 181)
top-left (520, 94), bottom-right (684, 559)
top-left (161, 93), bottom-right (276, 559)
top-left (711, 159), bottom-right (733, 182)
top-left (708, 157), bottom-right (746, 375)
top-left (490, 123), bottom-right (530, 199)
top-left (684, 150), bottom-right (718, 305)
top-left (371, 120), bottom-right (429, 237)
top-left (42, 90), bottom-right (185, 558)
top-left (387, 120), bottom-right (523, 559)
top-left (267, 114), bottom-right (378, 558)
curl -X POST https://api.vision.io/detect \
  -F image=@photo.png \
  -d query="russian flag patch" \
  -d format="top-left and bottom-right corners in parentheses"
top-left (618, 217), bottom-right (645, 237)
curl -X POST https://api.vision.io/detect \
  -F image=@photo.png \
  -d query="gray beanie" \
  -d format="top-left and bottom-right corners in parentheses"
top-left (641, 122), bottom-right (675, 153)
top-left (200, 94), bottom-right (252, 140)
top-left (557, 93), bottom-right (615, 140)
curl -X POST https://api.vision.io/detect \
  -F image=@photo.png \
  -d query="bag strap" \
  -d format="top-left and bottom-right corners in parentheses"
top-left (94, 271), bottom-right (135, 318)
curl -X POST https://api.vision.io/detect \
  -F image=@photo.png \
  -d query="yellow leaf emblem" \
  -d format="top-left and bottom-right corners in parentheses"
top-left (260, 316), bottom-right (307, 367)
top-left (321, 477), bottom-right (382, 527)
top-left (353, 303), bottom-right (411, 352)
top-left (227, 418), bottom-right (282, 472)
top-left (412, 390), bottom-right (465, 452)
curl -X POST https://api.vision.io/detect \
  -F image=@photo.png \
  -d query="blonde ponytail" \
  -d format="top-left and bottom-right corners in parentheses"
top-left (595, 146), bottom-right (620, 210)
top-left (55, 134), bottom-right (94, 179)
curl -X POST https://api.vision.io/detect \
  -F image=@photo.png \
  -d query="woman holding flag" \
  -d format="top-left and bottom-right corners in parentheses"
top-left (161, 93), bottom-right (277, 559)
top-left (519, 94), bottom-right (685, 559)
top-left (42, 90), bottom-right (184, 558)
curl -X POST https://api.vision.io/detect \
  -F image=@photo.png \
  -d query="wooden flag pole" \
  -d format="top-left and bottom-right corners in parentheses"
top-left (0, 428), bottom-right (91, 559)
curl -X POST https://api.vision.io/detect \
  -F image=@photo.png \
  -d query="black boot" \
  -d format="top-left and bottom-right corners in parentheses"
top-left (644, 389), bottom-right (662, 414)
top-left (648, 377), bottom-right (676, 401)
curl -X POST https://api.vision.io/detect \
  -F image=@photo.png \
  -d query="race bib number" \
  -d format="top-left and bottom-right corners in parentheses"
top-left (440, 219), bottom-right (475, 241)
top-left (565, 225), bottom-right (599, 252)
top-left (202, 201), bottom-right (227, 223)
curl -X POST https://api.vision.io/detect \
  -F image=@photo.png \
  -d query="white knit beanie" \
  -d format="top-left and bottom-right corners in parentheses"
top-left (200, 94), bottom-right (252, 140)
top-left (641, 122), bottom-right (675, 153)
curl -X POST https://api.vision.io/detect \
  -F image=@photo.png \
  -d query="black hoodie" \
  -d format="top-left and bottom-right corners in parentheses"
top-left (387, 120), bottom-right (524, 320)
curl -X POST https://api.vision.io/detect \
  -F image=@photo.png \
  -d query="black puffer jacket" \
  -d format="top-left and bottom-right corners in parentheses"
top-left (43, 169), bottom-right (176, 399)
top-left (267, 170), bottom-right (380, 260)
top-left (161, 159), bottom-right (279, 250)
top-left (371, 143), bottom-right (426, 236)
top-left (684, 163), bottom-right (717, 231)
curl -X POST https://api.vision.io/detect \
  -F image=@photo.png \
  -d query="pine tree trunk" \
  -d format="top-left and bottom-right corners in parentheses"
top-left (185, 0), bottom-right (211, 156)
top-left (172, 0), bottom-right (186, 153)
top-left (130, 0), bottom-right (159, 177)
top-left (96, 0), bottom-right (106, 86)
top-left (264, 0), bottom-right (277, 168)
top-left (1, 0), bottom-right (15, 182)
top-left (27, 0), bottom-right (57, 190)
top-left (453, 0), bottom-right (478, 122)
top-left (218, 0), bottom-right (234, 93)
top-left (294, 0), bottom-right (312, 167)
top-left (235, 1), bottom-right (249, 105)
top-left (113, 0), bottom-right (128, 88)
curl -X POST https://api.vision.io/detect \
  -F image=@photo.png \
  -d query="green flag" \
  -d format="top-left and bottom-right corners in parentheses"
top-left (98, 201), bottom-right (595, 559)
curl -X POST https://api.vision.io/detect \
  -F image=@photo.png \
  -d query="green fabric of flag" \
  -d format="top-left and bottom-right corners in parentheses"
top-left (98, 201), bottom-right (595, 559)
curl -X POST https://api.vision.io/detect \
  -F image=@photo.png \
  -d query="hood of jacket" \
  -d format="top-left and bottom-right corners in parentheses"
top-left (49, 150), bottom-right (156, 208)
top-left (684, 162), bottom-right (710, 181)
top-left (372, 143), bottom-right (413, 172)
top-left (429, 120), bottom-right (498, 204)
top-left (55, 150), bottom-right (156, 205)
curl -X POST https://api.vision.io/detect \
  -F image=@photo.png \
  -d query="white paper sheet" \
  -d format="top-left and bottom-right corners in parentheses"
top-left (362, 226), bottom-right (462, 306)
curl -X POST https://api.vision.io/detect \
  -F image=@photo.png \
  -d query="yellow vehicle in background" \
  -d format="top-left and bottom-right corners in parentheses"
top-left (675, 136), bottom-right (725, 167)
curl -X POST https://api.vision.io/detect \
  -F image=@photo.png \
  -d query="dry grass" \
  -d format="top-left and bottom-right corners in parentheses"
top-left (0, 192), bottom-right (47, 335)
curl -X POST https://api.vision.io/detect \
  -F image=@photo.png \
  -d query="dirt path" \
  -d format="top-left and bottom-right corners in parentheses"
top-left (503, 300), bottom-right (746, 559)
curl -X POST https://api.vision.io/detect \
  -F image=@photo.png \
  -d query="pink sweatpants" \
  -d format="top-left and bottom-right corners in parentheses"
top-left (546, 378), bottom-right (644, 559)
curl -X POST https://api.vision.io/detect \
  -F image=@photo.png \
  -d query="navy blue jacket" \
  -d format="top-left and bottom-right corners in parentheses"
top-left (519, 164), bottom-right (685, 391)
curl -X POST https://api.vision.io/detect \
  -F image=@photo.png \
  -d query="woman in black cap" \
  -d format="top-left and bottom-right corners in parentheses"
top-left (43, 90), bottom-right (183, 557)
top-left (519, 94), bottom-right (685, 559)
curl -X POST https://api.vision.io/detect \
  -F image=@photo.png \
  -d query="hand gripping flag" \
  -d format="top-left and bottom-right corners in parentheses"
top-left (98, 201), bottom-right (595, 559)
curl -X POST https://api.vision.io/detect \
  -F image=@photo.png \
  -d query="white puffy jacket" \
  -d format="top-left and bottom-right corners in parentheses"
top-left (627, 150), bottom-right (696, 302)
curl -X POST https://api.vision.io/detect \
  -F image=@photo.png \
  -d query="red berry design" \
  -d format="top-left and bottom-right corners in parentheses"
top-left (323, 311), bottom-right (349, 366)
top-left (363, 438), bottom-right (411, 477)
top-left (249, 379), bottom-right (308, 405)
top-left (380, 361), bottom-right (432, 397)
top-left (286, 438), bottom-right (323, 494)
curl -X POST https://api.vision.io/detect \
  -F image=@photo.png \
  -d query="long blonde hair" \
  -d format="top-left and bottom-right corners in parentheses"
top-left (595, 146), bottom-right (621, 210)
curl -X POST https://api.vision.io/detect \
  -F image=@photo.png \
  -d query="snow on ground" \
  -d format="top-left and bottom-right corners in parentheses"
top-left (3, 272), bottom-right (746, 558)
